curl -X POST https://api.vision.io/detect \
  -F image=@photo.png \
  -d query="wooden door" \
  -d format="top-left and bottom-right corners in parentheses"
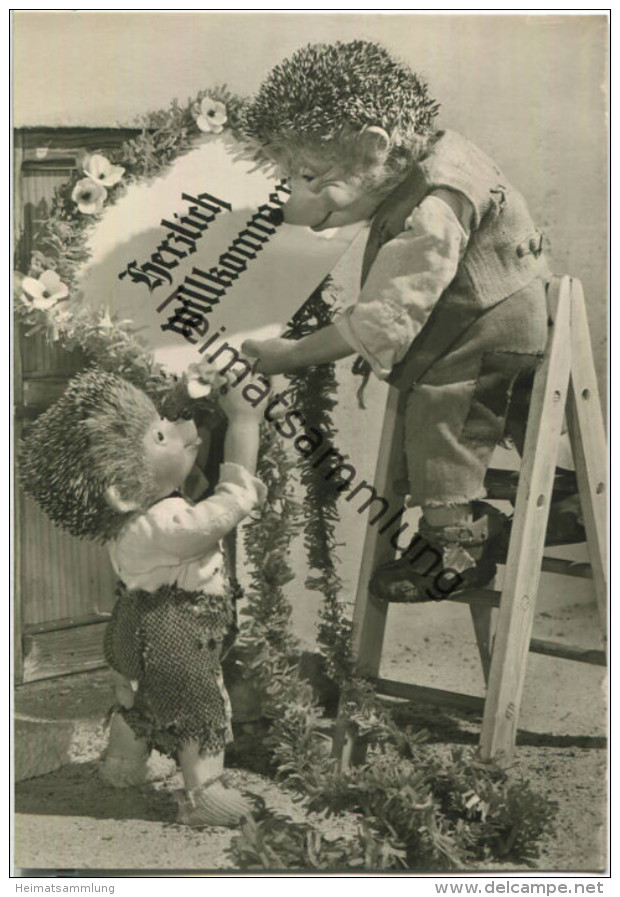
top-left (15, 128), bottom-right (138, 683)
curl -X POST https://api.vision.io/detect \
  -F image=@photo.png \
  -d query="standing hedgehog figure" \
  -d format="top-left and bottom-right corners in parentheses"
top-left (20, 367), bottom-right (265, 827)
top-left (242, 40), bottom-right (560, 600)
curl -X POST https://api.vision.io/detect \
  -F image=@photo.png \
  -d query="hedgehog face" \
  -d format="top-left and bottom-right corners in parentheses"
top-left (282, 160), bottom-right (371, 230)
top-left (142, 416), bottom-right (201, 501)
top-left (19, 370), bottom-right (204, 542)
top-left (278, 129), bottom-right (395, 230)
top-left (243, 40), bottom-right (440, 225)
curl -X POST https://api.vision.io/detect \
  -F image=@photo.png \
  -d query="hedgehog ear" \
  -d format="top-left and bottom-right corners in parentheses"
top-left (104, 483), bottom-right (141, 514)
top-left (357, 126), bottom-right (391, 165)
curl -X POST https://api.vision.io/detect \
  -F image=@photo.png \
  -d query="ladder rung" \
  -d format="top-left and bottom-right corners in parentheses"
top-left (484, 466), bottom-right (578, 501)
top-left (540, 556), bottom-right (592, 578)
top-left (371, 677), bottom-right (484, 713)
top-left (529, 638), bottom-right (606, 666)
top-left (448, 554), bottom-right (593, 609)
top-left (449, 589), bottom-right (500, 607)
top-left (450, 594), bottom-right (604, 664)
top-left (371, 636), bottom-right (605, 714)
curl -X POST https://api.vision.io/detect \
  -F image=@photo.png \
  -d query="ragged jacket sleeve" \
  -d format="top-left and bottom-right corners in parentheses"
top-left (130, 462), bottom-right (267, 561)
top-left (333, 190), bottom-right (473, 379)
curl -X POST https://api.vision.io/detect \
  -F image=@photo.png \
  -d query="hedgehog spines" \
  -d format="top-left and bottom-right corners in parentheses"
top-left (19, 370), bottom-right (161, 543)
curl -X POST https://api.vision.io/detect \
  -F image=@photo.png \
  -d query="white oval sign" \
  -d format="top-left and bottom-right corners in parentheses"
top-left (77, 132), bottom-right (363, 375)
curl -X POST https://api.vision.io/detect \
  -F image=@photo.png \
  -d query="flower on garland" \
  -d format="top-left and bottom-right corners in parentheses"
top-left (97, 308), bottom-right (116, 332)
top-left (20, 269), bottom-right (68, 311)
top-left (71, 177), bottom-right (107, 214)
top-left (83, 153), bottom-right (125, 188)
top-left (193, 96), bottom-right (228, 133)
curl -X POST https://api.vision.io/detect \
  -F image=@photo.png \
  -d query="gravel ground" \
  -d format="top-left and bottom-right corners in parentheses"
top-left (13, 727), bottom-right (606, 874)
top-left (14, 762), bottom-right (362, 872)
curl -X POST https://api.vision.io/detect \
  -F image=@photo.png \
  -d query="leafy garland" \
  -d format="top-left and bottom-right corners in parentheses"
top-left (14, 88), bottom-right (316, 705)
top-left (283, 281), bottom-right (355, 684)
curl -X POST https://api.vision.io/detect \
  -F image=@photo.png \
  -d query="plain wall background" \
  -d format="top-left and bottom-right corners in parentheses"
top-left (13, 11), bottom-right (608, 399)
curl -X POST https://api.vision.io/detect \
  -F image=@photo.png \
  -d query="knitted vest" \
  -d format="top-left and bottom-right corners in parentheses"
top-left (359, 131), bottom-right (549, 390)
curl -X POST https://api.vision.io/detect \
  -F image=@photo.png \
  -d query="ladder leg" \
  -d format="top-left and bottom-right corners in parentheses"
top-left (480, 277), bottom-right (572, 764)
top-left (565, 279), bottom-right (607, 631)
top-left (351, 387), bottom-right (405, 675)
top-left (334, 388), bottom-right (405, 768)
top-left (330, 713), bottom-right (370, 769)
top-left (469, 605), bottom-right (493, 685)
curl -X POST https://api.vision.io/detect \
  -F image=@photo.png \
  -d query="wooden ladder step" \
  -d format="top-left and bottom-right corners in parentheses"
top-left (372, 635), bottom-right (605, 713)
top-left (449, 554), bottom-right (592, 609)
top-left (540, 556), bottom-right (592, 578)
top-left (485, 467), bottom-right (578, 501)
top-left (449, 588), bottom-right (500, 608)
top-left (372, 677), bottom-right (485, 712)
top-left (529, 638), bottom-right (605, 666)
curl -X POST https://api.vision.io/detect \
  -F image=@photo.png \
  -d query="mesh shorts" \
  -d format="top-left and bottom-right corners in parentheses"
top-left (104, 582), bottom-right (237, 758)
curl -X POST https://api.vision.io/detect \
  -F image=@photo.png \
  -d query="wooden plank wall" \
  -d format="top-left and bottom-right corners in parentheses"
top-left (15, 128), bottom-right (138, 683)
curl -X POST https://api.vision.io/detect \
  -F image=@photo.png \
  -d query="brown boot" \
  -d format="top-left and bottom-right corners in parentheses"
top-left (370, 511), bottom-right (503, 603)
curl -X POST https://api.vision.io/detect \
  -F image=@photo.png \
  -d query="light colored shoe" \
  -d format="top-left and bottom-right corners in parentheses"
top-left (176, 779), bottom-right (260, 827)
top-left (99, 752), bottom-right (177, 788)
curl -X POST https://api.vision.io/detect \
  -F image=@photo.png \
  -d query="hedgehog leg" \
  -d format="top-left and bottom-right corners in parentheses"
top-left (99, 712), bottom-right (150, 788)
top-left (177, 744), bottom-right (258, 827)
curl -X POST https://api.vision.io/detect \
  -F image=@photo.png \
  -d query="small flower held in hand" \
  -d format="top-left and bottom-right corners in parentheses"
top-left (82, 153), bottom-right (125, 188)
top-left (21, 269), bottom-right (69, 311)
top-left (193, 96), bottom-right (227, 134)
top-left (72, 177), bottom-right (107, 214)
top-left (186, 362), bottom-right (229, 398)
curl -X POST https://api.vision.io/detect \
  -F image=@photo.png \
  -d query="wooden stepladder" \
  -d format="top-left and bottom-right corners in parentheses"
top-left (337, 276), bottom-right (607, 765)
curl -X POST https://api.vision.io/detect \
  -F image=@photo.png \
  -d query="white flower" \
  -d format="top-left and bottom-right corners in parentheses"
top-left (21, 270), bottom-right (68, 311)
top-left (97, 308), bottom-right (132, 332)
top-left (186, 362), bottom-right (228, 398)
top-left (193, 96), bottom-right (227, 134)
top-left (83, 153), bottom-right (125, 188)
top-left (72, 177), bottom-right (107, 214)
top-left (97, 309), bottom-right (115, 331)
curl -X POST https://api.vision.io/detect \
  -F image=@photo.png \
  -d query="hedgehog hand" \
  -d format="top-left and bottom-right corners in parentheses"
top-left (241, 337), bottom-right (300, 375)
